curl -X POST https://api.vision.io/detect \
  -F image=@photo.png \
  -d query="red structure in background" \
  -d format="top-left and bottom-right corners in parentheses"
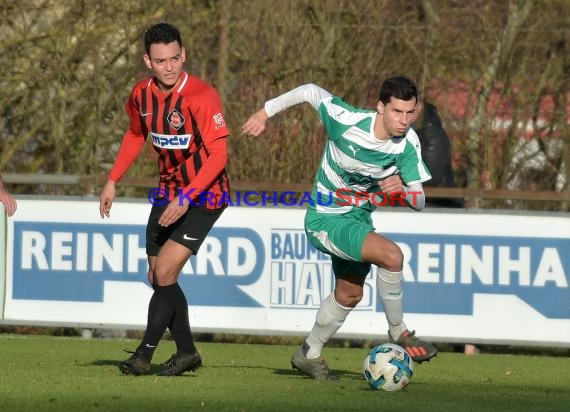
top-left (426, 79), bottom-right (570, 139)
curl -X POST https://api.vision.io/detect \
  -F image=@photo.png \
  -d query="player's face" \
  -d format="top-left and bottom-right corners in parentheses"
top-left (144, 41), bottom-right (186, 91)
top-left (377, 97), bottom-right (417, 137)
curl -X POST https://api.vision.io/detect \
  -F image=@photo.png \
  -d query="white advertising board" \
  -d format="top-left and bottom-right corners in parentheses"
top-left (3, 199), bottom-right (569, 347)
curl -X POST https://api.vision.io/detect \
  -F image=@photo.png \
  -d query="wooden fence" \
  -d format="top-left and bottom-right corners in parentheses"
top-left (2, 173), bottom-right (569, 210)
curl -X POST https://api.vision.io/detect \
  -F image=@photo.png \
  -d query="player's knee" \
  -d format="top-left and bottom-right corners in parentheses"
top-left (334, 290), bottom-right (363, 308)
top-left (348, 292), bottom-right (363, 307)
top-left (152, 266), bottom-right (177, 286)
top-left (383, 244), bottom-right (403, 271)
top-left (364, 236), bottom-right (403, 271)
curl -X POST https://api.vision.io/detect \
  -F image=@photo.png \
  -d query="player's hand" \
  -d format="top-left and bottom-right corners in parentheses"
top-left (242, 109), bottom-right (269, 136)
top-left (158, 196), bottom-right (189, 227)
top-left (99, 180), bottom-right (116, 218)
top-left (379, 175), bottom-right (404, 195)
top-left (0, 190), bottom-right (17, 217)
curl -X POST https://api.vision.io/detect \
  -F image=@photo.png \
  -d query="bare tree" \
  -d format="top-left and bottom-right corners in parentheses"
top-left (464, 0), bottom-right (534, 201)
top-left (0, 0), bottom-right (567, 210)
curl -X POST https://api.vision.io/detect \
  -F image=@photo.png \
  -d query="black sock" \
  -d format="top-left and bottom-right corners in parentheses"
top-left (137, 283), bottom-right (179, 362)
top-left (168, 283), bottom-right (196, 354)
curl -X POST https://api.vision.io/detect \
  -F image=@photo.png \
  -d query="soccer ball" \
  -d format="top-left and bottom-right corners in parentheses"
top-left (363, 343), bottom-right (414, 391)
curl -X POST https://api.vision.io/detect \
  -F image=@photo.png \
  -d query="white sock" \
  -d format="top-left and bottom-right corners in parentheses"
top-left (305, 293), bottom-right (352, 359)
top-left (377, 267), bottom-right (408, 339)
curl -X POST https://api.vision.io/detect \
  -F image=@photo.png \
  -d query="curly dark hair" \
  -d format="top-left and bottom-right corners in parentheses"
top-left (144, 22), bottom-right (182, 55)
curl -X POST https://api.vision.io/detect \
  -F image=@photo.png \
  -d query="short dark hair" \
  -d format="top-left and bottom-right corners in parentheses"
top-left (378, 75), bottom-right (418, 105)
top-left (144, 23), bottom-right (182, 55)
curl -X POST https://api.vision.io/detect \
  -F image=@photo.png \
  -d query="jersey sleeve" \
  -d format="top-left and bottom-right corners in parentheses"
top-left (108, 91), bottom-right (148, 182)
top-left (398, 130), bottom-right (432, 186)
top-left (193, 86), bottom-right (230, 143)
top-left (180, 86), bottom-right (229, 199)
top-left (403, 182), bottom-right (426, 211)
top-left (264, 84), bottom-right (333, 117)
top-left (181, 136), bottom-right (228, 198)
top-left (108, 131), bottom-right (146, 182)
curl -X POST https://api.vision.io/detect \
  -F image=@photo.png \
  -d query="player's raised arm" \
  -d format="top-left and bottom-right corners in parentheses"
top-left (242, 83), bottom-right (332, 137)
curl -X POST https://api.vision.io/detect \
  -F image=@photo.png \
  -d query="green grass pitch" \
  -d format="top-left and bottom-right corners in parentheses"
top-left (0, 334), bottom-right (568, 412)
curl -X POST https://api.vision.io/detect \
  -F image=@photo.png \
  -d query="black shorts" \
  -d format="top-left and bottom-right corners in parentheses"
top-left (146, 204), bottom-right (225, 256)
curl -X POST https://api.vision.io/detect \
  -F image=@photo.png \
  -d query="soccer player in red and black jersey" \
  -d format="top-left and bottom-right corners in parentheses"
top-left (99, 22), bottom-right (229, 376)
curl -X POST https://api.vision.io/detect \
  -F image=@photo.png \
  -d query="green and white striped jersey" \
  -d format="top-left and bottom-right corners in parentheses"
top-left (264, 84), bottom-right (431, 214)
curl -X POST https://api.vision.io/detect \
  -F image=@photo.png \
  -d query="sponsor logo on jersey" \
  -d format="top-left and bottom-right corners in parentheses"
top-left (347, 144), bottom-right (360, 157)
top-left (213, 112), bottom-right (226, 130)
top-left (151, 132), bottom-right (191, 149)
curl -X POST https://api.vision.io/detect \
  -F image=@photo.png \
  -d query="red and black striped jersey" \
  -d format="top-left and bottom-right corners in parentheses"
top-left (109, 72), bottom-right (230, 208)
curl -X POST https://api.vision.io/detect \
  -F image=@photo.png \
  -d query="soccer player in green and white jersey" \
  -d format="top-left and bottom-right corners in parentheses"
top-left (242, 75), bottom-right (438, 380)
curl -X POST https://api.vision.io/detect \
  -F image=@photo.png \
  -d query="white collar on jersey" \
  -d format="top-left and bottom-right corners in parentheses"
top-left (146, 71), bottom-right (189, 93)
